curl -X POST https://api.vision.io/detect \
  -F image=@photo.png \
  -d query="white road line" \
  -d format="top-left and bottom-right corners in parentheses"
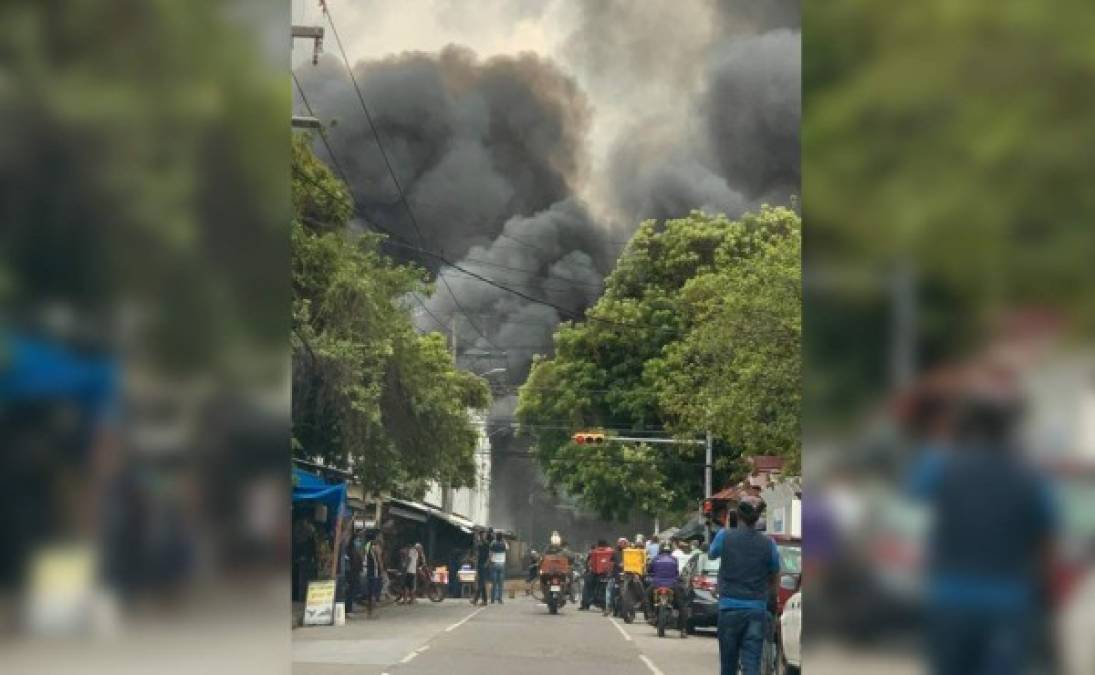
top-left (416, 645), bottom-right (431, 654)
top-left (609, 617), bottom-right (633, 642)
top-left (444, 606), bottom-right (485, 632)
top-left (639, 654), bottom-right (665, 675)
top-left (400, 652), bottom-right (417, 664)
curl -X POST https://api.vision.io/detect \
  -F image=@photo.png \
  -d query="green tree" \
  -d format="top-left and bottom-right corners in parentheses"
top-left (0, 0), bottom-right (289, 371)
top-left (517, 208), bottom-right (801, 519)
top-left (804, 1), bottom-right (1095, 423)
top-left (291, 135), bottom-right (489, 495)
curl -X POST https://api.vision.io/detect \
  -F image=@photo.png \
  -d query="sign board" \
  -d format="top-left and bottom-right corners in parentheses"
top-left (790, 499), bottom-right (802, 538)
top-left (303, 580), bottom-right (337, 626)
top-left (770, 506), bottom-right (786, 535)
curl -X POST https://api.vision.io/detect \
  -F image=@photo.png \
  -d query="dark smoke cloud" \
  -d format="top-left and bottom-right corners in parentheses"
top-left (293, 1), bottom-right (799, 534)
top-left (704, 28), bottom-right (801, 202)
top-left (297, 45), bottom-right (590, 264)
top-left (714, 0), bottom-right (801, 34)
top-left (416, 197), bottom-right (611, 380)
top-left (564, 0), bottom-right (801, 225)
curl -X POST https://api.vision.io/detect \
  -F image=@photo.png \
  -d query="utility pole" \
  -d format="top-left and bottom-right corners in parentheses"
top-left (891, 260), bottom-right (917, 390)
top-left (451, 314), bottom-right (458, 363)
top-left (290, 22), bottom-right (325, 129)
top-left (704, 430), bottom-right (713, 500)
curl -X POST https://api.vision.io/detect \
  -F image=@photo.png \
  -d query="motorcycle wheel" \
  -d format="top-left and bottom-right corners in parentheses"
top-left (622, 595), bottom-right (635, 624)
top-left (547, 593), bottom-right (558, 615)
top-left (657, 605), bottom-right (669, 638)
top-left (428, 582), bottom-right (446, 603)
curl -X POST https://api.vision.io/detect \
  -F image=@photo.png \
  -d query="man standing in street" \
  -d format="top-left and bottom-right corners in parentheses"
top-left (403, 542), bottom-right (420, 604)
top-left (472, 529), bottom-right (490, 606)
top-left (709, 497), bottom-right (780, 675)
top-left (489, 531), bottom-right (508, 604)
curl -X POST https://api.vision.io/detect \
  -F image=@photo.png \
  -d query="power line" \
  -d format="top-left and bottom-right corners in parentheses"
top-left (292, 72), bottom-right (351, 189)
top-left (381, 239), bottom-right (605, 290)
top-left (291, 166), bottom-right (452, 335)
top-left (319, 0), bottom-right (501, 353)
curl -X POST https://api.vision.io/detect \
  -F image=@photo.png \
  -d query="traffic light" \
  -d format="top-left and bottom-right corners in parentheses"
top-left (572, 431), bottom-right (605, 445)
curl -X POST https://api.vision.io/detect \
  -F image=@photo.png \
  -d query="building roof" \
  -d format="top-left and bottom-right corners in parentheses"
top-left (748, 456), bottom-right (785, 472)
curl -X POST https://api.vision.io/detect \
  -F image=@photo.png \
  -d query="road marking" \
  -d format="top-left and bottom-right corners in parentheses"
top-left (444, 606), bottom-right (485, 632)
top-left (639, 655), bottom-right (665, 675)
top-left (400, 652), bottom-right (417, 664)
top-left (416, 645), bottom-right (430, 654)
top-left (609, 617), bottom-right (633, 642)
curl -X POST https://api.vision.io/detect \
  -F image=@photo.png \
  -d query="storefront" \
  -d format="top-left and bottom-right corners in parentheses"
top-left (291, 463), bottom-right (347, 602)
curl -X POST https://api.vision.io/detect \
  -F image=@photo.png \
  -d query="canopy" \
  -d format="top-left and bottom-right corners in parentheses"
top-left (675, 515), bottom-right (707, 541)
top-left (292, 467), bottom-right (346, 516)
top-left (0, 334), bottom-right (117, 414)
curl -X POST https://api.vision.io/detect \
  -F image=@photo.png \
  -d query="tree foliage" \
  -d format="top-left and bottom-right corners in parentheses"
top-left (291, 136), bottom-right (489, 495)
top-left (517, 208), bottom-right (801, 519)
top-left (0, 0), bottom-right (289, 371)
top-left (804, 1), bottom-right (1095, 421)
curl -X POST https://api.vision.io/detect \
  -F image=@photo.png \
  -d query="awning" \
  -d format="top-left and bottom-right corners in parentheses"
top-left (292, 467), bottom-right (346, 518)
top-left (387, 498), bottom-right (477, 533)
top-left (675, 516), bottom-right (707, 540)
top-left (0, 333), bottom-right (118, 415)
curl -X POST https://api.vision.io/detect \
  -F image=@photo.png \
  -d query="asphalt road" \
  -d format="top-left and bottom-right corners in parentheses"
top-left (293, 594), bottom-right (718, 675)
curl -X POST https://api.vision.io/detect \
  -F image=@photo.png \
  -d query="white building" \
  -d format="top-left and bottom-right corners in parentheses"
top-left (425, 411), bottom-right (491, 527)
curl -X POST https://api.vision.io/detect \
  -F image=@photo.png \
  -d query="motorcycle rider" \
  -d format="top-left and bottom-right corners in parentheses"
top-left (540, 531), bottom-right (573, 602)
top-left (605, 537), bottom-right (629, 616)
top-left (648, 541), bottom-right (689, 637)
top-left (525, 548), bottom-right (540, 596)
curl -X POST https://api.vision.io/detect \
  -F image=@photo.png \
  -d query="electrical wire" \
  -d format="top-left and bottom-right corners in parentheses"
top-left (319, 0), bottom-right (501, 352)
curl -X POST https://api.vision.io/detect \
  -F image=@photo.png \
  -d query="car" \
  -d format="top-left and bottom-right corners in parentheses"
top-left (779, 590), bottom-right (802, 675)
top-left (683, 537), bottom-right (802, 633)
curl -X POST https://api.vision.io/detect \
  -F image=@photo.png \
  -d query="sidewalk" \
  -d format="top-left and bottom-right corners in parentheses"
top-left (293, 598), bottom-right (480, 675)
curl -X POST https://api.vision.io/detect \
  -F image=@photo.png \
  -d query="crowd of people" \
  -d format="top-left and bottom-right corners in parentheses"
top-left (331, 499), bottom-right (784, 675)
top-left (523, 496), bottom-right (781, 675)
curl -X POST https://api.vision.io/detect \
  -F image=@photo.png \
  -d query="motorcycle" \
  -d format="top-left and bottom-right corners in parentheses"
top-left (648, 586), bottom-right (683, 638)
top-left (539, 554), bottom-right (571, 614)
top-left (615, 572), bottom-right (645, 624)
top-left (568, 563), bottom-right (584, 604)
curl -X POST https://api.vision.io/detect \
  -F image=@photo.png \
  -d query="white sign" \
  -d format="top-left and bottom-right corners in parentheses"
top-left (303, 580), bottom-right (337, 626)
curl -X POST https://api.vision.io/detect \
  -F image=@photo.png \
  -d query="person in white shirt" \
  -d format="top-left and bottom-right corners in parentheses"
top-left (489, 532), bottom-right (509, 604)
top-left (671, 539), bottom-right (690, 573)
top-left (403, 543), bottom-right (420, 604)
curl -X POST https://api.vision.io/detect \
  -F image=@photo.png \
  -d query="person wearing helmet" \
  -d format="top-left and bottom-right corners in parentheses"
top-left (605, 537), bottom-right (629, 616)
top-left (647, 540), bottom-right (689, 637)
top-left (709, 497), bottom-right (780, 675)
top-left (525, 548), bottom-right (540, 596)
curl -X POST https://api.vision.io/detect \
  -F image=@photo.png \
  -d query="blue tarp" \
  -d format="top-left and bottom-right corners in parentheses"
top-left (0, 333), bottom-right (118, 414)
top-left (292, 467), bottom-right (347, 517)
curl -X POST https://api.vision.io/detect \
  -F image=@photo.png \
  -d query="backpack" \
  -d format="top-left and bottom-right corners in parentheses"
top-left (589, 547), bottom-right (614, 575)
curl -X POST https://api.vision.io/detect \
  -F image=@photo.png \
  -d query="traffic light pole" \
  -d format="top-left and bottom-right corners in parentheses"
top-left (587, 434), bottom-right (715, 542)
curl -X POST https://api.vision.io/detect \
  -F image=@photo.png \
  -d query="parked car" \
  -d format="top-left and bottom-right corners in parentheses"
top-left (683, 538), bottom-right (802, 633)
top-left (779, 590), bottom-right (802, 675)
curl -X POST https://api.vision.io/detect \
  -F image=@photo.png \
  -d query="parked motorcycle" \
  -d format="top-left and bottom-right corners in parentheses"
top-left (539, 554), bottom-right (571, 614)
top-left (568, 563), bottom-right (584, 604)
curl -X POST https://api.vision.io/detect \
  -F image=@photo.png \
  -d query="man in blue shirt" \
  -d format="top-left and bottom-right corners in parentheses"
top-left (709, 496), bottom-right (780, 675)
top-left (906, 392), bottom-right (1056, 675)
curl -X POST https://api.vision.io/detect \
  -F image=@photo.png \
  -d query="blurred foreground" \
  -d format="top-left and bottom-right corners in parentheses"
top-left (805, 2), bottom-right (1095, 674)
top-left (0, 1), bottom-right (290, 672)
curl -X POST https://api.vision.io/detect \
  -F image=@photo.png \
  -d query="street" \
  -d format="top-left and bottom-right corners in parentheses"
top-left (293, 594), bottom-right (717, 675)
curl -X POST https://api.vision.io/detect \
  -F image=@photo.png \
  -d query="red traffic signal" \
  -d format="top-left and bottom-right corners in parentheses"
top-left (572, 432), bottom-right (605, 445)
top-left (703, 499), bottom-right (713, 514)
